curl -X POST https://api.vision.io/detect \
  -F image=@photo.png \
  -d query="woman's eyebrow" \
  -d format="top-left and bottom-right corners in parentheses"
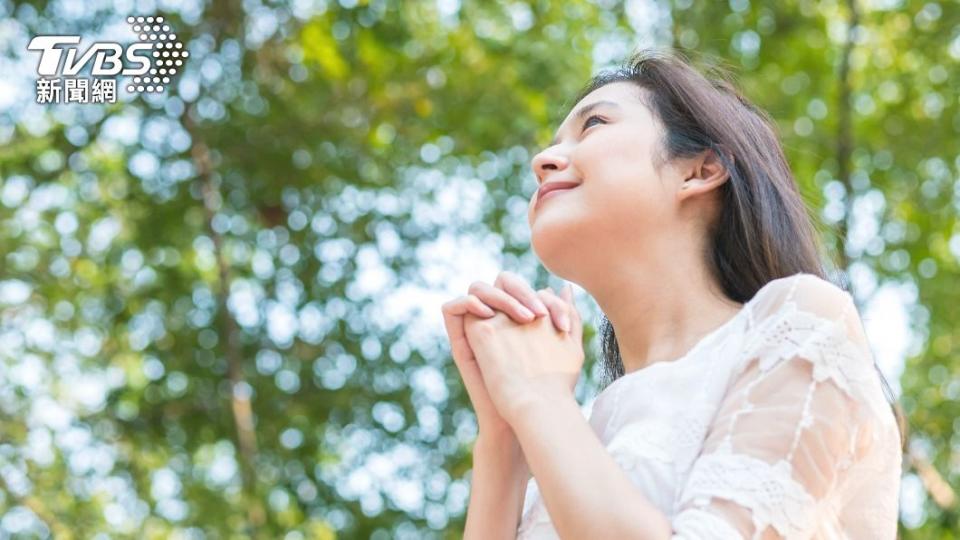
top-left (550, 100), bottom-right (621, 146)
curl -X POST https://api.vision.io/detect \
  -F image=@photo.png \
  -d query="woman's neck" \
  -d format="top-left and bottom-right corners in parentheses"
top-left (586, 253), bottom-right (743, 374)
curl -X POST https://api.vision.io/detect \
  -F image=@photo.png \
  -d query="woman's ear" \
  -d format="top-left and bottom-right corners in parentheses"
top-left (678, 146), bottom-right (732, 199)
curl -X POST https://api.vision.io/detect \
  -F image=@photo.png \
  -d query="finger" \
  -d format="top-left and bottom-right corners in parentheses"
top-left (468, 280), bottom-right (537, 322)
top-left (558, 285), bottom-right (583, 341)
top-left (560, 283), bottom-right (581, 325)
top-left (441, 299), bottom-right (475, 366)
top-left (536, 288), bottom-right (572, 333)
top-left (441, 296), bottom-right (494, 363)
top-left (541, 287), bottom-right (582, 339)
top-left (494, 271), bottom-right (549, 316)
top-left (443, 294), bottom-right (495, 318)
top-left (464, 294), bottom-right (497, 317)
top-left (561, 282), bottom-right (573, 304)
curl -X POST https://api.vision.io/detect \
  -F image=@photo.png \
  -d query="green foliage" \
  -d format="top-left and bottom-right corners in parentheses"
top-left (0, 0), bottom-right (957, 537)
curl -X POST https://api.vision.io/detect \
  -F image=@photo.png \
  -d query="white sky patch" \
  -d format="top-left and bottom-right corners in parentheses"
top-left (433, 175), bottom-right (488, 225)
top-left (899, 472), bottom-right (926, 528)
top-left (0, 280), bottom-right (33, 304)
top-left (624, 0), bottom-right (674, 49)
top-left (373, 230), bottom-right (503, 337)
top-left (30, 395), bottom-right (73, 431)
top-left (846, 189), bottom-right (886, 257)
top-left (860, 282), bottom-right (910, 398)
top-left (265, 300), bottom-right (297, 348)
top-left (0, 78), bottom-right (20, 110)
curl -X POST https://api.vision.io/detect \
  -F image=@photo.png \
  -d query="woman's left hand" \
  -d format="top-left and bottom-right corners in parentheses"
top-left (463, 284), bottom-right (585, 426)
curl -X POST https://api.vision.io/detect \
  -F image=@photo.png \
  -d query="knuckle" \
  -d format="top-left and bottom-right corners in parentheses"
top-left (476, 320), bottom-right (498, 335)
top-left (503, 270), bottom-right (525, 286)
top-left (467, 281), bottom-right (486, 294)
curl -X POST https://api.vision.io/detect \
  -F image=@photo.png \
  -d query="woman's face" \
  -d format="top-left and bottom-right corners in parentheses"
top-left (526, 81), bottom-right (678, 282)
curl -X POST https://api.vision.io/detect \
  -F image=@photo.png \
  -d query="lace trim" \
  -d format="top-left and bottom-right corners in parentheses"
top-left (677, 451), bottom-right (820, 539)
top-left (735, 298), bottom-right (888, 420)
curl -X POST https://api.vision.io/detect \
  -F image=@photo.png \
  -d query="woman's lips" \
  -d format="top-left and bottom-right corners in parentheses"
top-left (534, 182), bottom-right (580, 213)
top-left (535, 183), bottom-right (579, 211)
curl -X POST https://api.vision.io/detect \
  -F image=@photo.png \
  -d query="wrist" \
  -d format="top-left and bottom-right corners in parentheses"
top-left (476, 420), bottom-right (516, 441)
top-left (475, 429), bottom-right (521, 454)
top-left (508, 388), bottom-right (579, 444)
top-left (506, 383), bottom-right (576, 428)
top-left (474, 432), bottom-right (528, 473)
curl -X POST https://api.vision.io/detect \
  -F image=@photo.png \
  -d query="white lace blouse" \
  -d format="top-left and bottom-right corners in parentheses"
top-left (516, 273), bottom-right (903, 539)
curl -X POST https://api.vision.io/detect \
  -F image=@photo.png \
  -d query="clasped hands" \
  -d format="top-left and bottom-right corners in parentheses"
top-left (441, 271), bottom-right (585, 435)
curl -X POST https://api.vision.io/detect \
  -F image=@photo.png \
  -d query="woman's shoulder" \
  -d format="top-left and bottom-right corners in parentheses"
top-left (751, 271), bottom-right (853, 305)
top-left (734, 273), bottom-right (897, 436)
top-left (738, 271), bottom-right (874, 369)
top-left (746, 272), bottom-right (857, 326)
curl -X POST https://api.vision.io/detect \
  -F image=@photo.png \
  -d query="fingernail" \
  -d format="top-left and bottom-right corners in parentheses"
top-left (520, 306), bottom-right (535, 320)
top-left (558, 313), bottom-right (571, 333)
top-left (535, 300), bottom-right (549, 315)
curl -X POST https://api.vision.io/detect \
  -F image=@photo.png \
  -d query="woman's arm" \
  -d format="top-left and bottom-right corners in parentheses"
top-left (511, 394), bottom-right (673, 540)
top-left (464, 431), bottom-right (531, 540)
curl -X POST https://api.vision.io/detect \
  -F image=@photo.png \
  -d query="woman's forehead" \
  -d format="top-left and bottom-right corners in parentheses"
top-left (551, 82), bottom-right (651, 144)
top-left (579, 80), bottom-right (639, 103)
top-left (569, 83), bottom-right (649, 120)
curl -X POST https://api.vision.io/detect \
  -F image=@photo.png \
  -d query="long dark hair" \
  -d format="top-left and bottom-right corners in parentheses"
top-left (574, 48), bottom-right (906, 450)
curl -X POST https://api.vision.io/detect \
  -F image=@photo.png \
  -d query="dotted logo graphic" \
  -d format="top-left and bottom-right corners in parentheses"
top-left (125, 15), bottom-right (188, 94)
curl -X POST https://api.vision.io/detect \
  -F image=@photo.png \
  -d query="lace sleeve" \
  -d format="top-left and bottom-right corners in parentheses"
top-left (671, 274), bottom-right (888, 539)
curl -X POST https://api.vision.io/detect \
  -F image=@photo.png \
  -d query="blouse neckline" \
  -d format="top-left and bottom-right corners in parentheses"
top-left (594, 298), bottom-right (752, 401)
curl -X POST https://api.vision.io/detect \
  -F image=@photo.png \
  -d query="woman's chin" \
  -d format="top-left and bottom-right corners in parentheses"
top-left (530, 218), bottom-right (583, 275)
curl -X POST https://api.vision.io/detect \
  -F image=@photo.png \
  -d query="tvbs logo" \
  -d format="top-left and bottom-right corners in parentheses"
top-left (27, 15), bottom-right (188, 104)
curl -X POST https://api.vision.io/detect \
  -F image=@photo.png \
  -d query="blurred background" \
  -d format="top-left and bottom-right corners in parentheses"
top-left (0, 0), bottom-right (957, 538)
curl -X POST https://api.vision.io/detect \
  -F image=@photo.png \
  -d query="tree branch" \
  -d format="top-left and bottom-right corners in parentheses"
top-left (186, 113), bottom-right (266, 535)
top-left (836, 0), bottom-right (859, 279)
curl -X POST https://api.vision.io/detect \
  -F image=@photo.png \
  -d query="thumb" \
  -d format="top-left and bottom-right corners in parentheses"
top-left (560, 283), bottom-right (582, 340)
top-left (561, 282), bottom-right (574, 304)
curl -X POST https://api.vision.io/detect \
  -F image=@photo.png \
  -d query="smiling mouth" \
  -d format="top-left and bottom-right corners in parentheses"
top-left (535, 185), bottom-right (578, 210)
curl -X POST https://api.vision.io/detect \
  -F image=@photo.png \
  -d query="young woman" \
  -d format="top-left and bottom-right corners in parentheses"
top-left (441, 49), bottom-right (904, 539)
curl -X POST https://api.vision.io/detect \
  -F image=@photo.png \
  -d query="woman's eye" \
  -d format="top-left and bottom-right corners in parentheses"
top-left (582, 115), bottom-right (605, 132)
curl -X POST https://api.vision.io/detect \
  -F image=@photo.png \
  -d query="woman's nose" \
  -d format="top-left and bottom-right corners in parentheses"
top-left (530, 150), bottom-right (569, 184)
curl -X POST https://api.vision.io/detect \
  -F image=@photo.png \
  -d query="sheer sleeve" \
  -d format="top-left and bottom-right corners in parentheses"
top-left (671, 274), bottom-right (890, 539)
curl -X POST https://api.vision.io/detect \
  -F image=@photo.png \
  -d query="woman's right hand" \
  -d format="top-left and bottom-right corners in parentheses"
top-left (441, 271), bottom-right (577, 438)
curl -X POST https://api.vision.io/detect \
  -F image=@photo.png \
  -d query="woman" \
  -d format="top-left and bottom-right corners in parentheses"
top-left (440, 49), bottom-right (904, 539)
